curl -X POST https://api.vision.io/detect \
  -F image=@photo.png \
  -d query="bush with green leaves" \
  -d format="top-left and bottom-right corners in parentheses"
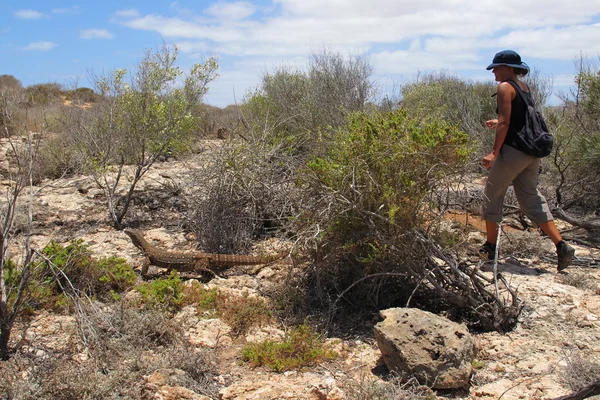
top-left (399, 73), bottom-right (496, 158)
top-left (241, 322), bottom-right (336, 372)
top-left (290, 109), bottom-right (521, 332)
top-left (241, 49), bottom-right (374, 155)
top-left (3, 239), bottom-right (136, 318)
top-left (545, 57), bottom-right (600, 211)
top-left (59, 43), bottom-right (218, 228)
top-left (135, 271), bottom-right (185, 312)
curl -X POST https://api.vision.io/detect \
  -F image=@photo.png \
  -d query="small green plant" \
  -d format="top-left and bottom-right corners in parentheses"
top-left (472, 359), bottom-right (485, 369)
top-left (182, 284), bottom-right (272, 336)
top-left (5, 240), bottom-right (136, 313)
top-left (217, 291), bottom-right (272, 336)
top-left (181, 281), bottom-right (219, 314)
top-left (42, 240), bottom-right (136, 302)
top-left (135, 271), bottom-right (184, 312)
top-left (241, 323), bottom-right (337, 372)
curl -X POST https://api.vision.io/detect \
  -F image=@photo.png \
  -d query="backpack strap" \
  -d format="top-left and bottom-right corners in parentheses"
top-left (503, 79), bottom-right (535, 108)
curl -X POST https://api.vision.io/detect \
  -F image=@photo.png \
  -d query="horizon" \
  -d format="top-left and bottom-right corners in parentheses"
top-left (1, 1), bottom-right (599, 107)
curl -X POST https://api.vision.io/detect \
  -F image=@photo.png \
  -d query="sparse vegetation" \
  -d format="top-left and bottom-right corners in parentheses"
top-left (2, 43), bottom-right (600, 399)
top-left (217, 291), bottom-right (272, 336)
top-left (343, 375), bottom-right (437, 400)
top-left (558, 351), bottom-right (600, 393)
top-left (241, 322), bottom-right (337, 372)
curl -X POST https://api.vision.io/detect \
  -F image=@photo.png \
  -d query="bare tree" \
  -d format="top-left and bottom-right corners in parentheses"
top-left (0, 85), bottom-right (40, 360)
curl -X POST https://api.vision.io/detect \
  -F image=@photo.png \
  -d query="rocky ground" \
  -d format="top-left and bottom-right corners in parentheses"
top-left (2, 142), bottom-right (600, 399)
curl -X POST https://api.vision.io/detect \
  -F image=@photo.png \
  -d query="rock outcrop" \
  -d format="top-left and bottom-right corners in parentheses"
top-left (374, 307), bottom-right (477, 389)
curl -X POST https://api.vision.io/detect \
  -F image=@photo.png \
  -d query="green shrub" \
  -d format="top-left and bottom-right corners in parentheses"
top-left (241, 323), bottom-right (337, 372)
top-left (181, 283), bottom-right (272, 336)
top-left (217, 291), bottom-right (272, 336)
top-left (287, 108), bottom-right (478, 327)
top-left (135, 271), bottom-right (184, 312)
top-left (182, 280), bottom-right (219, 313)
top-left (24, 83), bottom-right (64, 106)
top-left (4, 240), bottom-right (136, 313)
top-left (305, 109), bottom-right (469, 235)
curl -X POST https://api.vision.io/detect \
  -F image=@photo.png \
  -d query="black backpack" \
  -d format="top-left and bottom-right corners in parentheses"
top-left (504, 80), bottom-right (554, 158)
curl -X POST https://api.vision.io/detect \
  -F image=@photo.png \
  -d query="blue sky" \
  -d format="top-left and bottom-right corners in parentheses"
top-left (1, 1), bottom-right (600, 107)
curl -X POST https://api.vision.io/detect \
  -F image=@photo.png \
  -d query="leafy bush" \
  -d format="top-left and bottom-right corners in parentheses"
top-left (289, 108), bottom-right (520, 332)
top-left (59, 44), bottom-right (218, 228)
top-left (135, 271), bottom-right (184, 312)
top-left (24, 83), bottom-right (64, 106)
top-left (241, 323), bottom-right (336, 372)
top-left (217, 291), bottom-right (272, 336)
top-left (546, 58), bottom-right (600, 210)
top-left (5, 240), bottom-right (136, 313)
top-left (399, 73), bottom-right (496, 158)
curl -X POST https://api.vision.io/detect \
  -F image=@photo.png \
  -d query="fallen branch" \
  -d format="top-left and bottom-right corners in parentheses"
top-left (553, 208), bottom-right (600, 231)
top-left (550, 379), bottom-right (600, 400)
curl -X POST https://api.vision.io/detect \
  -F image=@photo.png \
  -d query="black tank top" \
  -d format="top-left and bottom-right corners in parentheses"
top-left (497, 80), bottom-right (529, 148)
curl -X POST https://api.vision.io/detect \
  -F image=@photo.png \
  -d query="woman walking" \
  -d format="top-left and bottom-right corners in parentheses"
top-left (481, 50), bottom-right (574, 271)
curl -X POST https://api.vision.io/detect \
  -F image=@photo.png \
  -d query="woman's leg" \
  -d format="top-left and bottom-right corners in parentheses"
top-left (512, 158), bottom-right (575, 270)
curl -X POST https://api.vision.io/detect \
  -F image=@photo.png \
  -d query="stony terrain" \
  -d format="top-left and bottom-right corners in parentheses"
top-left (2, 141), bottom-right (600, 400)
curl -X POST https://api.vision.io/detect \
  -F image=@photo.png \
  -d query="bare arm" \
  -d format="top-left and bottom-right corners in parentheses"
top-left (482, 82), bottom-right (515, 169)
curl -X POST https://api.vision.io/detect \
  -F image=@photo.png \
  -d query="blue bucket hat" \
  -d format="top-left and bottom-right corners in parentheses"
top-left (486, 50), bottom-right (530, 71)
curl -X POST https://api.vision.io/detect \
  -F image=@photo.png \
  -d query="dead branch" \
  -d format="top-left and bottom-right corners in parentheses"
top-left (550, 379), bottom-right (600, 400)
top-left (554, 208), bottom-right (600, 230)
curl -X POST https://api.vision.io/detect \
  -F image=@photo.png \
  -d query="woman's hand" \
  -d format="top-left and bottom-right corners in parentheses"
top-left (482, 151), bottom-right (496, 169)
top-left (485, 119), bottom-right (498, 129)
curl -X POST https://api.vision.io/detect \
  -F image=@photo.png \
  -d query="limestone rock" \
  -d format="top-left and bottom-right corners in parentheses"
top-left (374, 307), bottom-right (477, 389)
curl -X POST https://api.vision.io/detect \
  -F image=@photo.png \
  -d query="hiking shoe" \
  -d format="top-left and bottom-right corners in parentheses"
top-left (479, 242), bottom-right (497, 260)
top-left (557, 241), bottom-right (575, 271)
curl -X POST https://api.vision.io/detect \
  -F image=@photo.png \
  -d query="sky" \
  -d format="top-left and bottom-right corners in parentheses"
top-left (1, 1), bottom-right (600, 107)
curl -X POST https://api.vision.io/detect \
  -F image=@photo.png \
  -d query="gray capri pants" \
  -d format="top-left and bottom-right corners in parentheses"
top-left (483, 144), bottom-right (553, 224)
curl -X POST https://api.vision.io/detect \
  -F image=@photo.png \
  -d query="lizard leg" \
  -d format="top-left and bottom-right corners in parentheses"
top-left (141, 256), bottom-right (151, 277)
top-left (195, 259), bottom-right (217, 279)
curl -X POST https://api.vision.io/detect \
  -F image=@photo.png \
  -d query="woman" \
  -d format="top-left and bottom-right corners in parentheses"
top-left (481, 50), bottom-right (574, 271)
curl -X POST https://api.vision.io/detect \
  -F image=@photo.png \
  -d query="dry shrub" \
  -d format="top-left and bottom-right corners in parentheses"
top-left (500, 229), bottom-right (549, 259)
top-left (185, 139), bottom-right (297, 253)
top-left (557, 270), bottom-right (598, 291)
top-left (342, 375), bottom-right (436, 400)
top-left (34, 132), bottom-right (86, 180)
top-left (559, 351), bottom-right (600, 392)
top-left (0, 304), bottom-right (220, 399)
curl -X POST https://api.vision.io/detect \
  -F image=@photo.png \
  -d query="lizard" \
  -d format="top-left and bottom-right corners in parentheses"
top-left (123, 228), bottom-right (285, 278)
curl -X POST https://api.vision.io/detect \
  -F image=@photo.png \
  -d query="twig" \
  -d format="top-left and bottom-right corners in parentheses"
top-left (493, 223), bottom-right (501, 298)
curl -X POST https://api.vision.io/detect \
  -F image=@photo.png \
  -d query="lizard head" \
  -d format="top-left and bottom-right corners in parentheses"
top-left (123, 228), bottom-right (146, 249)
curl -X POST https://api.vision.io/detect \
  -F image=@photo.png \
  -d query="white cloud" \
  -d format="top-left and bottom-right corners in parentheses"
top-left (111, 0), bottom-right (600, 106)
top-left (14, 9), bottom-right (45, 20)
top-left (492, 24), bottom-right (600, 60)
top-left (175, 41), bottom-right (210, 53)
top-left (80, 29), bottom-right (115, 40)
top-left (205, 2), bottom-right (256, 21)
top-left (115, 9), bottom-right (140, 18)
top-left (23, 41), bottom-right (56, 51)
top-left (51, 6), bottom-right (81, 15)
